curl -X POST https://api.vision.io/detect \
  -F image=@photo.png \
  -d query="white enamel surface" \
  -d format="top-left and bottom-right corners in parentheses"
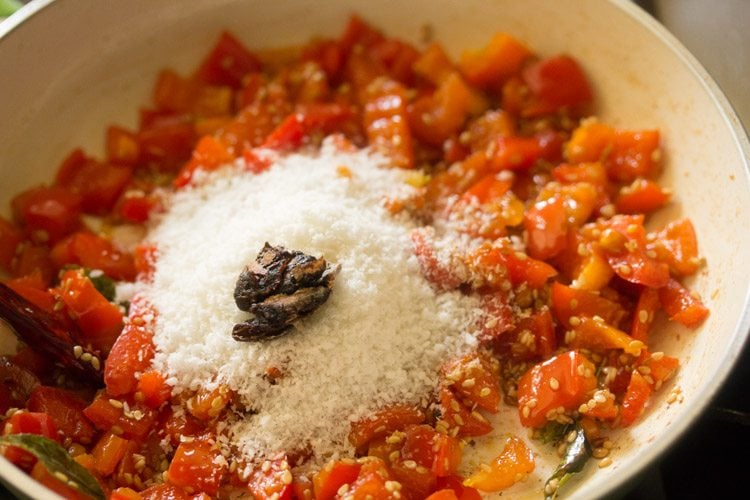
top-left (1, 0), bottom-right (749, 499)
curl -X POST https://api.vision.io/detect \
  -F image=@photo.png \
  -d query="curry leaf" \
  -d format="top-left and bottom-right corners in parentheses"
top-left (0, 434), bottom-right (105, 500)
top-left (544, 425), bottom-right (591, 500)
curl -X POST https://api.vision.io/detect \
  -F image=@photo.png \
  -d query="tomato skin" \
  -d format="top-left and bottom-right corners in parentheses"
top-left (26, 386), bottom-right (96, 445)
top-left (168, 439), bottom-right (227, 497)
top-left (516, 351), bottom-right (597, 428)
top-left (463, 436), bottom-right (534, 492)
top-left (11, 185), bottom-right (82, 244)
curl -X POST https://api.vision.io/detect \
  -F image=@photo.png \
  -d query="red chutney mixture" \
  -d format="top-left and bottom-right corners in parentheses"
top-left (0, 15), bottom-right (708, 500)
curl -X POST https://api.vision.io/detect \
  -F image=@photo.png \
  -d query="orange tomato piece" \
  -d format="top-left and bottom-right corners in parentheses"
top-left (346, 458), bottom-right (393, 500)
top-left (620, 370), bottom-right (653, 426)
top-left (91, 431), bottom-right (130, 476)
top-left (550, 282), bottom-right (627, 328)
top-left (441, 352), bottom-right (501, 413)
top-left (630, 287), bottom-right (660, 342)
top-left (348, 404), bottom-right (426, 452)
top-left (615, 178), bottom-right (670, 214)
top-left (524, 195), bottom-right (568, 260)
top-left (463, 436), bottom-right (534, 492)
top-left (437, 388), bottom-right (492, 437)
top-left (516, 351), bottom-right (597, 428)
top-left (570, 316), bottom-right (643, 355)
top-left (459, 33), bottom-right (532, 88)
top-left (655, 218), bottom-right (701, 276)
top-left (51, 231), bottom-right (136, 281)
top-left (413, 43), bottom-right (456, 86)
top-left (313, 459), bottom-right (362, 500)
top-left (363, 77), bottom-right (414, 168)
top-left (168, 439), bottom-right (227, 496)
top-left (410, 72), bottom-right (476, 146)
top-left (136, 369), bottom-right (172, 409)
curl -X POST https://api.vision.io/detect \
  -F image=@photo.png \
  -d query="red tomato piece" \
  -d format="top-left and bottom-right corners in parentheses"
top-left (55, 149), bottom-right (132, 215)
top-left (524, 195), bottom-right (568, 260)
top-left (195, 31), bottom-right (262, 88)
top-left (516, 351), bottom-right (598, 428)
top-left (620, 370), bottom-right (653, 426)
top-left (262, 103), bottom-right (353, 151)
top-left (51, 231), bottom-right (136, 281)
top-left (140, 484), bottom-right (203, 500)
top-left (26, 386), bottom-right (96, 445)
top-left (53, 269), bottom-right (124, 353)
top-left (655, 218), bottom-right (701, 276)
top-left (438, 388), bottom-right (492, 437)
top-left (497, 308), bottom-right (557, 360)
top-left (476, 293), bottom-right (515, 343)
top-left (466, 242), bottom-right (557, 290)
top-left (104, 299), bottom-right (156, 396)
top-left (427, 490), bottom-right (460, 500)
top-left (110, 487), bottom-right (143, 500)
top-left (11, 243), bottom-right (55, 285)
top-left (168, 439), bottom-right (227, 497)
top-left (435, 476), bottom-right (483, 500)
top-left (521, 55), bottom-right (593, 117)
top-left (3, 412), bottom-right (59, 469)
top-left (658, 278), bottom-right (709, 328)
top-left (313, 459), bottom-right (362, 500)
top-left (463, 436), bottom-right (534, 492)
top-left (138, 114), bottom-right (197, 172)
top-left (630, 287), bottom-right (660, 343)
top-left (411, 227), bottom-right (464, 290)
top-left (441, 352), bottom-right (501, 413)
top-left (247, 456), bottom-right (293, 500)
top-left (392, 458), bottom-right (437, 499)
top-left (489, 136), bottom-right (543, 172)
top-left (349, 404), bottom-right (425, 452)
top-left (11, 185), bottom-right (82, 244)
top-left (30, 461), bottom-right (93, 500)
top-left (119, 191), bottom-right (159, 223)
top-left (106, 126), bottom-right (141, 166)
top-left (432, 433), bottom-right (463, 478)
top-left (0, 216), bottom-right (22, 272)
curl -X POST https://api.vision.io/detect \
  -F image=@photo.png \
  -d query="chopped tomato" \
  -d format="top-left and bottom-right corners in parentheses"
top-left (349, 404), bottom-right (425, 452)
top-left (615, 178), bottom-right (670, 214)
top-left (262, 103), bottom-right (352, 151)
top-left (55, 149), bottom-right (132, 215)
top-left (106, 126), bottom-right (141, 166)
top-left (411, 227), bottom-right (464, 290)
top-left (463, 436), bottom-right (534, 492)
top-left (620, 370), bottom-right (653, 426)
top-left (551, 282), bottom-right (627, 328)
top-left (410, 72), bottom-right (478, 146)
top-left (432, 433), bottom-right (463, 478)
top-left (516, 351), bottom-right (598, 428)
top-left (136, 369), bottom-right (172, 409)
top-left (104, 299), bottom-right (156, 396)
top-left (435, 476), bottom-right (482, 500)
top-left (186, 384), bottom-right (232, 421)
top-left (11, 185), bottom-right (82, 243)
top-left (247, 455), bottom-right (293, 500)
top-left (362, 77), bottom-right (414, 168)
top-left (50, 231), bottom-right (136, 281)
top-left (521, 55), bottom-right (593, 117)
top-left (173, 135), bottom-right (234, 188)
top-left (392, 458), bottom-right (437, 499)
top-left (413, 43), bottom-right (455, 86)
top-left (26, 386), bottom-right (96, 445)
top-left (91, 431), bottom-right (130, 476)
top-left (630, 287), bottom-right (660, 342)
top-left (0, 215), bottom-right (22, 272)
top-left (195, 31), bottom-right (262, 88)
top-left (658, 278), bottom-right (709, 328)
top-left (313, 459), bottom-right (362, 500)
top-left (437, 388), bottom-right (492, 437)
top-left (138, 113), bottom-right (197, 172)
top-left (3, 412), bottom-right (59, 468)
top-left (524, 195), bottom-right (568, 260)
top-left (11, 243), bottom-right (55, 285)
top-left (111, 487), bottom-right (143, 500)
top-left (119, 191), bottom-right (159, 223)
top-left (459, 33), bottom-right (532, 88)
top-left (569, 316), bottom-right (643, 355)
top-left (30, 461), bottom-right (93, 500)
top-left (53, 269), bottom-right (124, 353)
top-left (466, 242), bottom-right (557, 289)
top-left (655, 218), bottom-right (701, 276)
top-left (346, 458), bottom-right (393, 499)
top-left (427, 490), bottom-right (459, 500)
top-left (489, 135), bottom-right (543, 172)
top-left (497, 307), bottom-right (557, 360)
top-left (441, 352), bottom-right (501, 412)
top-left (168, 439), bottom-right (227, 496)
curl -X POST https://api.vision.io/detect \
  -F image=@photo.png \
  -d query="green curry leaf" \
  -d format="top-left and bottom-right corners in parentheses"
top-left (0, 434), bottom-right (105, 500)
top-left (544, 425), bottom-right (591, 500)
